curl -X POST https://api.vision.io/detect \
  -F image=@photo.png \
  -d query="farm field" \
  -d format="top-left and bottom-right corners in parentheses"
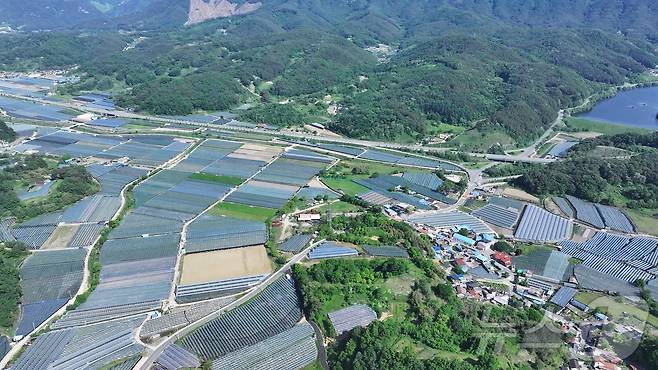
top-left (189, 172), bottom-right (244, 186)
top-left (450, 129), bottom-right (514, 152)
top-left (40, 224), bottom-right (79, 249)
top-left (625, 208), bottom-right (658, 237)
top-left (179, 246), bottom-right (272, 285)
top-left (574, 291), bottom-right (658, 329)
top-left (501, 187), bottom-right (540, 203)
top-left (210, 202), bottom-right (278, 222)
top-left (320, 177), bottom-right (369, 196)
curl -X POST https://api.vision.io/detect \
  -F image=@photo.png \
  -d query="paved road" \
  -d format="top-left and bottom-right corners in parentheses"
top-left (309, 321), bottom-right (329, 370)
top-left (135, 239), bottom-right (323, 370)
top-left (2, 92), bottom-right (558, 164)
top-left (480, 154), bottom-right (555, 164)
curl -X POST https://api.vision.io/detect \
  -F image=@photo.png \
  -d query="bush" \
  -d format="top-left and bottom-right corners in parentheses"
top-left (492, 241), bottom-right (514, 254)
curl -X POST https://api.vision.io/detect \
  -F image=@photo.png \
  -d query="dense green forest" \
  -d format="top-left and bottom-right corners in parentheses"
top-left (0, 120), bottom-right (17, 143)
top-left (0, 241), bottom-right (28, 332)
top-left (0, 155), bottom-right (99, 221)
top-left (512, 132), bottom-right (658, 208)
top-left (238, 103), bottom-right (306, 127)
top-left (114, 73), bottom-right (244, 115)
top-left (2, 1), bottom-right (658, 145)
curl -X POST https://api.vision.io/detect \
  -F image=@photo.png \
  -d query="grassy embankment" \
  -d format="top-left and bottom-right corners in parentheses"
top-left (563, 117), bottom-right (654, 135)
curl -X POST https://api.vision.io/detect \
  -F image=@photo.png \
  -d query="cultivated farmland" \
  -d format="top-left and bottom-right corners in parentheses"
top-left (179, 246), bottom-right (272, 286)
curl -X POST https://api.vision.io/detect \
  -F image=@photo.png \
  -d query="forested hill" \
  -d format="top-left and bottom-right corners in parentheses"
top-left (0, 0), bottom-right (189, 30)
top-left (2, 0), bottom-right (658, 145)
top-left (3, 0), bottom-right (658, 39)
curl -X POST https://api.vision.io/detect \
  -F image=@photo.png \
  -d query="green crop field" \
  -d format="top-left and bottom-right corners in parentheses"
top-left (625, 208), bottom-right (658, 237)
top-left (210, 202), bottom-right (277, 222)
top-left (189, 172), bottom-right (244, 186)
top-left (320, 177), bottom-right (369, 196)
top-left (575, 291), bottom-right (658, 328)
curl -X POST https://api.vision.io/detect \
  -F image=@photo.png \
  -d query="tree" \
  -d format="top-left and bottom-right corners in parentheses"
top-left (492, 241), bottom-right (514, 254)
top-left (633, 335), bottom-right (658, 370)
top-left (0, 120), bottom-right (16, 143)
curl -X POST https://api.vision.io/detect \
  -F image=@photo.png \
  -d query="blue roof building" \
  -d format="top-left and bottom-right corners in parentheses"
top-left (448, 274), bottom-right (465, 281)
top-left (594, 313), bottom-right (608, 321)
top-left (472, 252), bottom-right (489, 263)
top-left (478, 233), bottom-right (495, 243)
top-left (453, 233), bottom-right (476, 246)
top-left (569, 299), bottom-right (589, 312)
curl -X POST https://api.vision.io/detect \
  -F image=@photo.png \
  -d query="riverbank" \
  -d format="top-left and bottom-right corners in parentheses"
top-left (561, 117), bottom-right (654, 136)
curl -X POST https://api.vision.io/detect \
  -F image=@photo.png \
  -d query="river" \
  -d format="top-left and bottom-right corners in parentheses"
top-left (577, 86), bottom-right (658, 130)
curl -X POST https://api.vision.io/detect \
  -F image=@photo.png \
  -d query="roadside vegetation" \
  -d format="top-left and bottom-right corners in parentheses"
top-left (0, 241), bottom-right (29, 335)
top-left (562, 117), bottom-right (654, 136)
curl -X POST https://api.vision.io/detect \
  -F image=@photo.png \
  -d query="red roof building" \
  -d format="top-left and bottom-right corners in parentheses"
top-left (493, 252), bottom-right (512, 267)
top-left (467, 287), bottom-right (481, 299)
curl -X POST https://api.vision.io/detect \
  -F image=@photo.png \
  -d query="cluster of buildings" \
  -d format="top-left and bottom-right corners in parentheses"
top-left (418, 224), bottom-right (510, 279)
top-left (410, 223), bottom-right (517, 305)
top-left (406, 207), bottom-right (649, 370)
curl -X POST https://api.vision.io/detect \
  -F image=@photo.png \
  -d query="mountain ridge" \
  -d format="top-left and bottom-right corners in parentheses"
top-left (1, 0), bottom-right (658, 147)
top-left (186, 0), bottom-right (262, 25)
top-left (1, 0), bottom-right (658, 39)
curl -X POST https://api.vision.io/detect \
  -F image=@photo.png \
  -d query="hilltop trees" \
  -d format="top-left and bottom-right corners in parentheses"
top-left (513, 133), bottom-right (658, 208)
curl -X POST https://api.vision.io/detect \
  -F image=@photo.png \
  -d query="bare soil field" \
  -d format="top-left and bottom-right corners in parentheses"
top-left (227, 143), bottom-right (282, 162)
top-left (179, 245), bottom-right (272, 285)
top-left (41, 225), bottom-right (79, 249)
top-left (544, 198), bottom-right (566, 218)
top-left (502, 188), bottom-right (539, 204)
